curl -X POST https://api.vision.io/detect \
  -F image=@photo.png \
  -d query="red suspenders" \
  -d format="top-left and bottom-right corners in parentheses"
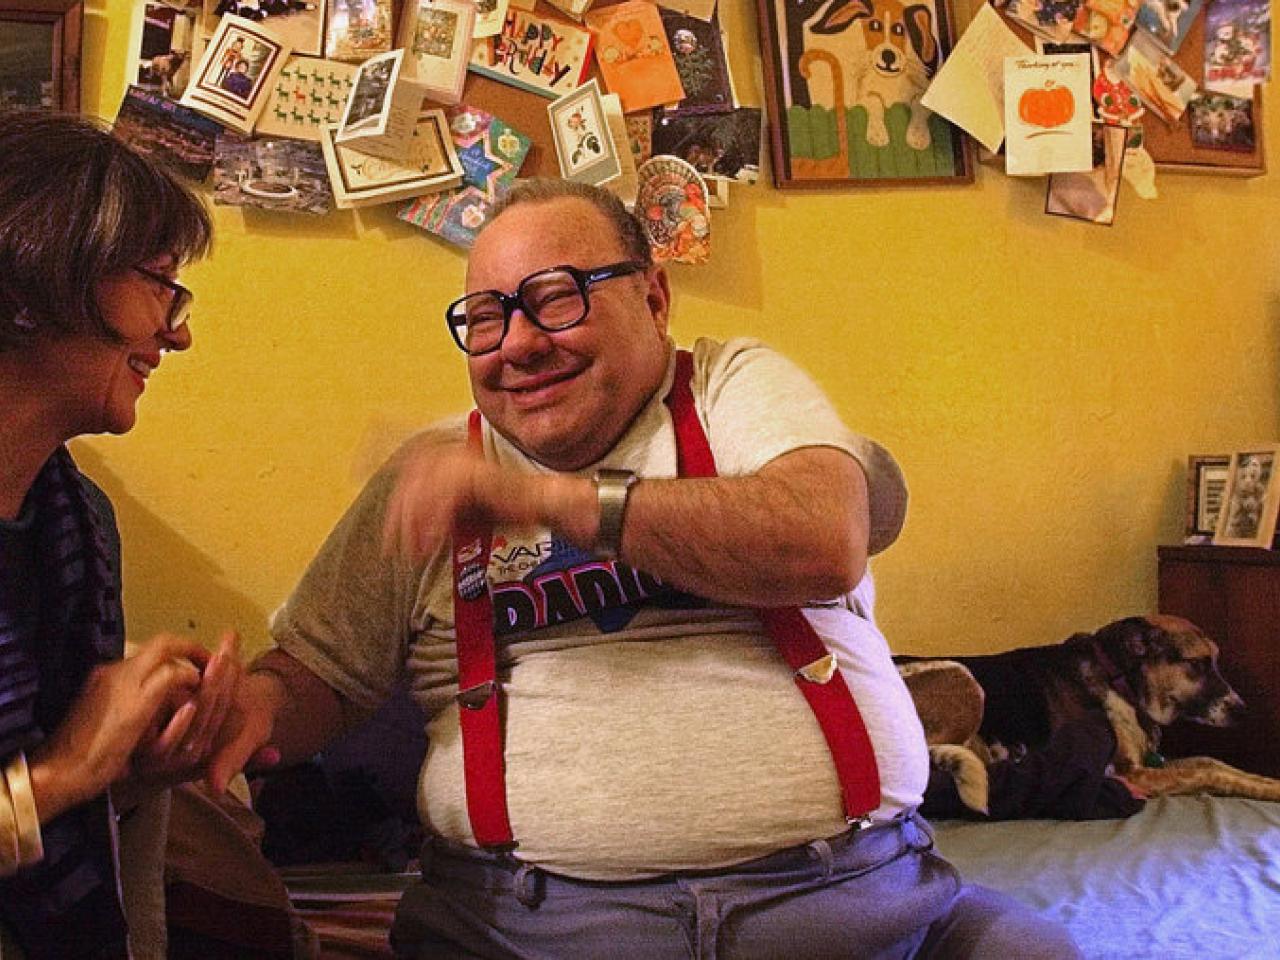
top-left (451, 351), bottom-right (881, 849)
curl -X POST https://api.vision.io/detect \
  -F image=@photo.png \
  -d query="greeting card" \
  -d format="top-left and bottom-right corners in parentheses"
top-left (601, 92), bottom-right (638, 207)
top-left (1004, 0), bottom-right (1083, 43)
top-left (1135, 0), bottom-right (1204, 54)
top-left (651, 108), bottom-right (762, 183)
top-left (320, 109), bottom-right (464, 209)
top-left (1188, 91), bottom-right (1257, 150)
top-left (1204, 0), bottom-right (1271, 91)
top-left (336, 50), bottom-right (424, 160)
top-left (658, 5), bottom-right (734, 115)
top-left (399, 0), bottom-right (476, 105)
top-left (473, 0), bottom-right (510, 38)
top-left (398, 104), bottom-right (532, 247)
top-left (1003, 53), bottom-right (1093, 175)
top-left (548, 78), bottom-right (622, 185)
top-left (585, 0), bottom-right (686, 113)
top-left (1045, 123), bottom-right (1127, 225)
top-left (469, 7), bottom-right (594, 99)
top-left (254, 56), bottom-right (357, 141)
top-left (546, 0), bottom-right (596, 20)
top-left (1073, 0), bottom-right (1140, 56)
top-left (213, 133), bottom-right (332, 215)
top-left (180, 15), bottom-right (292, 134)
top-left (656, 0), bottom-right (717, 20)
top-left (1115, 29), bottom-right (1198, 122)
top-left (635, 156), bottom-right (709, 265)
top-left (114, 85), bottom-right (220, 182)
top-left (325, 0), bottom-right (394, 62)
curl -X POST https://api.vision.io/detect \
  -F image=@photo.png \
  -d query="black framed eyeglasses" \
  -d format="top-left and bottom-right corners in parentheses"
top-left (445, 260), bottom-right (649, 356)
top-left (132, 266), bottom-right (194, 332)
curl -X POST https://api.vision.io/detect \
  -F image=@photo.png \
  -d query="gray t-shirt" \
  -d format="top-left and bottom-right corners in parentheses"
top-left (272, 338), bottom-right (924, 879)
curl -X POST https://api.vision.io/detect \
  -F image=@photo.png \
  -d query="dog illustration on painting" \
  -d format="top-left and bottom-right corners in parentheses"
top-left (897, 615), bottom-right (1280, 814)
top-left (806, 0), bottom-right (939, 150)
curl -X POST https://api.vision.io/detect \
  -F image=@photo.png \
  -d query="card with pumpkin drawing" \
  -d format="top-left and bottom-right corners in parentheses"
top-left (1003, 52), bottom-right (1093, 175)
top-left (585, 0), bottom-right (686, 113)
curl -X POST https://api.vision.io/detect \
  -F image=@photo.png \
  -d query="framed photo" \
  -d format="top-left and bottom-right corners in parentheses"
top-left (755, 0), bottom-right (972, 187)
top-left (1185, 454), bottom-right (1231, 543)
top-left (0, 0), bottom-right (81, 112)
top-left (1214, 445), bottom-right (1280, 548)
top-left (181, 14), bottom-right (291, 133)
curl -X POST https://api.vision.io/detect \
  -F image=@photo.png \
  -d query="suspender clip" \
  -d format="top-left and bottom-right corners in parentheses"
top-left (795, 652), bottom-right (838, 685)
top-left (457, 680), bottom-right (497, 710)
top-left (846, 814), bottom-right (873, 831)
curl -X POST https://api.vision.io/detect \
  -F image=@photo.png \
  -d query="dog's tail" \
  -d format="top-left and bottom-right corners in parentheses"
top-left (929, 744), bottom-right (990, 815)
top-left (799, 49), bottom-right (848, 160)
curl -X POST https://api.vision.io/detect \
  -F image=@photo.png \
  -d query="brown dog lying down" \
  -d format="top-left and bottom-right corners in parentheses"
top-left (896, 615), bottom-right (1280, 815)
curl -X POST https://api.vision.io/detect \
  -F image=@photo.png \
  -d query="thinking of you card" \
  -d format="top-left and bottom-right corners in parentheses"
top-left (1003, 53), bottom-right (1093, 176)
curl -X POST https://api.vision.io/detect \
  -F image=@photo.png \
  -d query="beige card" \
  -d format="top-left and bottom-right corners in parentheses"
top-left (254, 56), bottom-right (356, 142)
top-left (321, 110), bottom-right (464, 209)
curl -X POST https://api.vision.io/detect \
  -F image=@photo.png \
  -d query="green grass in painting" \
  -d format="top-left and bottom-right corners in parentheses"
top-left (786, 104), bottom-right (958, 180)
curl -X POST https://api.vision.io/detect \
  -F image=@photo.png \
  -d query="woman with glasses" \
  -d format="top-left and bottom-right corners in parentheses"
top-left (0, 112), bottom-right (239, 960)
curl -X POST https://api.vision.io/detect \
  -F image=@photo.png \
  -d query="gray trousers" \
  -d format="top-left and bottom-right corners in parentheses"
top-left (390, 813), bottom-right (1081, 960)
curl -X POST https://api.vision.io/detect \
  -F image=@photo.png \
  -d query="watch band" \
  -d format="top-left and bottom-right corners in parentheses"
top-left (593, 469), bottom-right (638, 560)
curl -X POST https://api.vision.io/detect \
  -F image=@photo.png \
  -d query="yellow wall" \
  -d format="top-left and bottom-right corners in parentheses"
top-left (75, 0), bottom-right (1279, 657)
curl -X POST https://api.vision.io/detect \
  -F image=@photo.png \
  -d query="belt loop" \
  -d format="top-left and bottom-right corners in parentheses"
top-left (513, 863), bottom-right (545, 908)
top-left (806, 838), bottom-right (835, 879)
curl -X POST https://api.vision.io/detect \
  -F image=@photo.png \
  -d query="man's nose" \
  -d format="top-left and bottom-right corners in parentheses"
top-left (500, 307), bottom-right (552, 359)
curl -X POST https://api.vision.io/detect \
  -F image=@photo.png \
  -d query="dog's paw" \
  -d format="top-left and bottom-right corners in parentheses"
top-left (929, 744), bottom-right (990, 815)
top-left (906, 124), bottom-right (932, 150)
top-left (866, 120), bottom-right (890, 147)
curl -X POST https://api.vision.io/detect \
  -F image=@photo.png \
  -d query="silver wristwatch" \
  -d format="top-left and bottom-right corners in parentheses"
top-left (592, 469), bottom-right (638, 560)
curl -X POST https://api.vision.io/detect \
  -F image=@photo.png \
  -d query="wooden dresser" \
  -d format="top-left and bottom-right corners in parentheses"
top-left (1157, 545), bottom-right (1280, 778)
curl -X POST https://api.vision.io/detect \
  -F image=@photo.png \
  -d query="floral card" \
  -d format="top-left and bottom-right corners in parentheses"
top-left (469, 7), bottom-right (594, 99)
top-left (399, 0), bottom-right (476, 105)
top-left (585, 0), bottom-right (686, 113)
top-left (1115, 30), bottom-right (1198, 122)
top-left (254, 56), bottom-right (357, 141)
top-left (1003, 53), bottom-right (1093, 175)
top-left (325, 0), bottom-right (393, 62)
top-left (398, 104), bottom-right (532, 248)
top-left (547, 78), bottom-right (622, 185)
top-left (180, 15), bottom-right (292, 134)
top-left (320, 109), bottom-right (464, 209)
top-left (1204, 0), bottom-right (1271, 90)
top-left (1072, 0), bottom-right (1140, 56)
top-left (658, 5), bottom-right (734, 116)
top-left (1135, 0), bottom-right (1204, 54)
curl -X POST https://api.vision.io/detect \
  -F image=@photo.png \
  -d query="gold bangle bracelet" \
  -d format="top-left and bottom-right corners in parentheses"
top-left (0, 765), bottom-right (20, 874)
top-left (5, 752), bottom-right (43, 866)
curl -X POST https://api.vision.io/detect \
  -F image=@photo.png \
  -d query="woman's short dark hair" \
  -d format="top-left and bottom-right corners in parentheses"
top-left (485, 179), bottom-right (652, 265)
top-left (0, 111), bottom-right (213, 351)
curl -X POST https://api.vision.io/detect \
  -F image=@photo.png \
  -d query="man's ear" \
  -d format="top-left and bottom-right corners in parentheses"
top-left (646, 264), bottom-right (671, 339)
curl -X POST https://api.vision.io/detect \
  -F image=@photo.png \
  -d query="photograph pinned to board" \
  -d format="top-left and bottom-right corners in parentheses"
top-left (205, 0), bottom-right (326, 56)
top-left (585, 0), bottom-right (686, 113)
top-left (137, 2), bottom-right (199, 100)
top-left (650, 108), bottom-right (762, 183)
top-left (180, 14), bottom-right (291, 133)
top-left (213, 132), bottom-right (332, 215)
top-left (658, 3), bottom-right (735, 116)
top-left (1114, 29), bottom-right (1198, 122)
top-left (113, 84), bottom-right (221, 182)
top-left (1214, 445), bottom-right (1280, 548)
top-left (1188, 90), bottom-right (1257, 150)
top-left (324, 0), bottom-right (393, 62)
top-left (635, 155), bottom-right (710, 264)
top-left (1073, 0), bottom-right (1140, 56)
top-left (320, 109), bottom-right (464, 208)
top-left (469, 5), bottom-right (594, 99)
top-left (1134, 0), bottom-right (1203, 54)
top-left (548, 78), bottom-right (622, 185)
top-left (1003, 0), bottom-right (1081, 43)
top-left (398, 0), bottom-right (475, 105)
top-left (398, 103), bottom-right (533, 248)
top-left (335, 48), bottom-right (424, 159)
top-left (1003, 53), bottom-right (1093, 176)
top-left (254, 55), bottom-right (356, 140)
top-left (1044, 122), bottom-right (1127, 225)
top-left (758, 0), bottom-right (973, 186)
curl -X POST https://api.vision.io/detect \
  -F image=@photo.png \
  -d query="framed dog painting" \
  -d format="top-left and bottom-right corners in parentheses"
top-left (755, 0), bottom-right (973, 187)
top-left (1213, 445), bottom-right (1280, 548)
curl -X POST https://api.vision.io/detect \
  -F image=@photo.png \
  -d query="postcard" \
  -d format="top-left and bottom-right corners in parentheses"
top-left (336, 49), bottom-right (424, 160)
top-left (320, 109), bottom-right (464, 209)
top-left (213, 132), bottom-right (332, 215)
top-left (1072, 0), bottom-right (1140, 56)
top-left (919, 2), bottom-right (1034, 153)
top-left (548, 78), bottom-right (622, 185)
top-left (137, 3), bottom-right (199, 100)
top-left (586, 0), bottom-right (686, 112)
top-left (469, 7), bottom-right (594, 99)
top-left (1003, 53), bottom-right (1093, 176)
top-left (254, 56), bottom-right (356, 141)
top-left (1045, 123), bottom-right (1127, 225)
top-left (651, 108), bottom-right (761, 183)
top-left (398, 104), bottom-right (532, 248)
top-left (473, 0), bottom-right (511, 38)
top-left (659, 5), bottom-right (734, 116)
top-left (656, 0), bottom-right (717, 20)
top-left (113, 85), bottom-right (221, 182)
top-left (180, 15), bottom-right (292, 134)
top-left (325, 0), bottom-right (393, 62)
top-left (1188, 90), bottom-right (1257, 150)
top-left (1135, 0), bottom-right (1204, 54)
top-left (399, 0), bottom-right (475, 105)
top-left (1004, 0), bottom-right (1082, 43)
top-left (1115, 30), bottom-right (1198, 122)
top-left (1204, 0), bottom-right (1271, 91)
top-left (634, 155), bottom-right (710, 264)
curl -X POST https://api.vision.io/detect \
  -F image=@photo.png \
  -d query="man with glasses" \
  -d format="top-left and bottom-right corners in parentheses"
top-left (214, 179), bottom-right (1079, 959)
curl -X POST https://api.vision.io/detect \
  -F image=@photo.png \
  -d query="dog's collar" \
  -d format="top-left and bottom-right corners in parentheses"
top-left (1081, 635), bottom-right (1144, 712)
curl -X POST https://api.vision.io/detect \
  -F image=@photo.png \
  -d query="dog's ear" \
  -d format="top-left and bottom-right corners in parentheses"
top-left (903, 5), bottom-right (939, 73)
top-left (811, 0), bottom-right (874, 34)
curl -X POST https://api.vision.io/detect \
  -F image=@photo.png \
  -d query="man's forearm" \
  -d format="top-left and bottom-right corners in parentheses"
top-left (248, 649), bottom-right (349, 766)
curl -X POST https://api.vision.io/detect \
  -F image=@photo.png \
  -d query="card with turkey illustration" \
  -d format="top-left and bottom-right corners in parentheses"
top-left (1003, 53), bottom-right (1093, 176)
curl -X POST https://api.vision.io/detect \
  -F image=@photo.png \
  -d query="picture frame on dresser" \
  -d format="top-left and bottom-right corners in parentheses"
top-left (1185, 454), bottom-right (1231, 543)
top-left (1213, 445), bottom-right (1280, 548)
top-left (0, 0), bottom-right (82, 112)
